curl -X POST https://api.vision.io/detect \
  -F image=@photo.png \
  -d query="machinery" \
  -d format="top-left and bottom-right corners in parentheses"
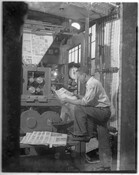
top-left (20, 64), bottom-right (64, 134)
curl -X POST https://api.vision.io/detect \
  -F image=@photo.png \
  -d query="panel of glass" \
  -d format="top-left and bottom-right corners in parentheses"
top-left (91, 42), bottom-right (96, 59)
top-left (75, 50), bottom-right (78, 63)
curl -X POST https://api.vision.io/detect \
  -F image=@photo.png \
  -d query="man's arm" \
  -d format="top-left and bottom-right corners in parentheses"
top-left (63, 85), bottom-right (97, 106)
top-left (74, 93), bottom-right (83, 99)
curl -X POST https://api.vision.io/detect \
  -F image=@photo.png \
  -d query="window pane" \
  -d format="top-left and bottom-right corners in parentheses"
top-left (71, 48), bottom-right (74, 52)
top-left (89, 27), bottom-right (91, 34)
top-left (79, 44), bottom-right (81, 49)
top-left (79, 47), bottom-right (81, 63)
top-left (92, 25), bottom-right (96, 41)
top-left (68, 44), bottom-right (81, 63)
top-left (71, 52), bottom-right (74, 62)
top-left (69, 53), bottom-right (72, 63)
top-left (75, 46), bottom-right (78, 51)
top-left (89, 35), bottom-right (91, 44)
top-left (91, 42), bottom-right (96, 58)
top-left (75, 50), bottom-right (78, 63)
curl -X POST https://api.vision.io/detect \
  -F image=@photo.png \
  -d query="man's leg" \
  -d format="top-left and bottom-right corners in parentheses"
top-left (60, 105), bottom-right (69, 122)
top-left (73, 105), bottom-right (110, 136)
top-left (97, 124), bottom-right (112, 168)
top-left (87, 116), bottom-right (97, 138)
top-left (73, 106), bottom-right (88, 136)
top-left (60, 103), bottom-right (76, 122)
top-left (73, 105), bottom-right (112, 169)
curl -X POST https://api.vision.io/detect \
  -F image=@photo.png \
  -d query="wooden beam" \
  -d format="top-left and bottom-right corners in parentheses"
top-left (28, 10), bottom-right (65, 25)
top-left (117, 3), bottom-right (137, 172)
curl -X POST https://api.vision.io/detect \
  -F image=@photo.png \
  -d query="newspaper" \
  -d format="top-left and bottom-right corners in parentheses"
top-left (49, 132), bottom-right (67, 148)
top-left (52, 87), bottom-right (77, 100)
top-left (20, 131), bottom-right (67, 148)
top-left (20, 132), bottom-right (32, 144)
top-left (28, 131), bottom-right (51, 145)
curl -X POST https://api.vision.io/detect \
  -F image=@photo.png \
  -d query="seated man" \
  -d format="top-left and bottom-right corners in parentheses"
top-left (59, 67), bottom-right (112, 171)
top-left (60, 95), bottom-right (98, 137)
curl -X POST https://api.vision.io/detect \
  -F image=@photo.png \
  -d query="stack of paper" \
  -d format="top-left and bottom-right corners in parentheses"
top-left (20, 131), bottom-right (67, 148)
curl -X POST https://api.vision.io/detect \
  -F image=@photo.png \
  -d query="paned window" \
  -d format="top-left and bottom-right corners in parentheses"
top-left (89, 24), bottom-right (96, 59)
top-left (68, 44), bottom-right (81, 63)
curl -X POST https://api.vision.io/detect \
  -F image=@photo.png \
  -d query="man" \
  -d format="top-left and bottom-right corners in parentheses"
top-left (60, 67), bottom-right (112, 171)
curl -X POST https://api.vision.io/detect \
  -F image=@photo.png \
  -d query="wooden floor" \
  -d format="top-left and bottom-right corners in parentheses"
top-left (19, 147), bottom-right (118, 172)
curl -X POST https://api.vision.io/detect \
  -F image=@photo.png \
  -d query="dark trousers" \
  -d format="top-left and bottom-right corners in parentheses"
top-left (74, 105), bottom-right (112, 168)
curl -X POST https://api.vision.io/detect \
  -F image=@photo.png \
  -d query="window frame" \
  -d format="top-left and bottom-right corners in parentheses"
top-left (68, 44), bottom-right (81, 63)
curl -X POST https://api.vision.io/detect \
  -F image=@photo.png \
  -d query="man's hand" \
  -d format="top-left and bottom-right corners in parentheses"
top-left (72, 92), bottom-right (83, 99)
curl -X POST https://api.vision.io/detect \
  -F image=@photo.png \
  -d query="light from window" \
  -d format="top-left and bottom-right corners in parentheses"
top-left (68, 44), bottom-right (81, 63)
top-left (89, 24), bottom-right (96, 59)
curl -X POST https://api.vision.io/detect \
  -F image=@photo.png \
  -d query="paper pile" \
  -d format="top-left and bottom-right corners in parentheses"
top-left (20, 131), bottom-right (67, 148)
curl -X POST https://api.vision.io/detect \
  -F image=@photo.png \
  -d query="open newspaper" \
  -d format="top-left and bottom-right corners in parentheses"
top-left (20, 131), bottom-right (67, 148)
top-left (52, 87), bottom-right (77, 100)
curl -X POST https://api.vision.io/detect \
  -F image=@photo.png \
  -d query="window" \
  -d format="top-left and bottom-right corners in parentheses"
top-left (89, 24), bottom-right (96, 59)
top-left (68, 44), bottom-right (81, 63)
top-left (89, 24), bottom-right (96, 75)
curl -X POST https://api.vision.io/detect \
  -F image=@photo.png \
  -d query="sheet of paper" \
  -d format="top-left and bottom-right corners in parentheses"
top-left (20, 132), bottom-right (32, 144)
top-left (20, 131), bottom-right (67, 147)
top-left (55, 88), bottom-right (77, 100)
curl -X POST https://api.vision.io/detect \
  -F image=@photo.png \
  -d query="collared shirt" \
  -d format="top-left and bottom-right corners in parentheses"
top-left (82, 76), bottom-right (110, 107)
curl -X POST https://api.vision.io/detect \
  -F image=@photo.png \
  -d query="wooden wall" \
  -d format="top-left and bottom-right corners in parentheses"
top-left (117, 3), bottom-right (137, 171)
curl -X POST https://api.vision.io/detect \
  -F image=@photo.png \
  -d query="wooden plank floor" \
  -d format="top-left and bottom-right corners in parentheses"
top-left (19, 148), bottom-right (117, 172)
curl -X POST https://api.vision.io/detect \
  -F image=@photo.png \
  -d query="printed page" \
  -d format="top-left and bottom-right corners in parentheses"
top-left (48, 134), bottom-right (56, 148)
top-left (55, 88), bottom-right (77, 100)
top-left (28, 131), bottom-right (46, 145)
top-left (32, 131), bottom-right (44, 145)
top-left (30, 131), bottom-right (51, 145)
top-left (27, 131), bottom-right (38, 144)
top-left (54, 135), bottom-right (67, 146)
top-left (41, 131), bottom-right (51, 145)
top-left (50, 132), bottom-right (67, 147)
top-left (20, 131), bottom-right (67, 147)
top-left (20, 132), bottom-right (32, 144)
top-left (36, 131), bottom-right (46, 144)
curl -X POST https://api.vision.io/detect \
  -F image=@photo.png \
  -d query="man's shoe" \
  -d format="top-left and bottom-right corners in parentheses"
top-left (89, 132), bottom-right (98, 139)
top-left (53, 120), bottom-right (74, 129)
top-left (84, 154), bottom-right (100, 164)
top-left (68, 131), bottom-right (91, 142)
top-left (70, 135), bottom-right (91, 142)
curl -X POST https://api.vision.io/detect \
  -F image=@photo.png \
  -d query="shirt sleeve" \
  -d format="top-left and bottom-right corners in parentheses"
top-left (82, 85), bottom-right (97, 105)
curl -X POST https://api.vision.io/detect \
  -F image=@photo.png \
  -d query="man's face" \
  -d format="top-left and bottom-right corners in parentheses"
top-left (77, 73), bottom-right (86, 84)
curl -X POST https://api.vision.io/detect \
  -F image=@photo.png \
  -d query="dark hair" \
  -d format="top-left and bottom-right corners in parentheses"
top-left (77, 66), bottom-right (89, 75)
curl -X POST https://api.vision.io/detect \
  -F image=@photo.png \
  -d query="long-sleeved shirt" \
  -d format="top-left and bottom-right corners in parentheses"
top-left (82, 76), bottom-right (110, 107)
